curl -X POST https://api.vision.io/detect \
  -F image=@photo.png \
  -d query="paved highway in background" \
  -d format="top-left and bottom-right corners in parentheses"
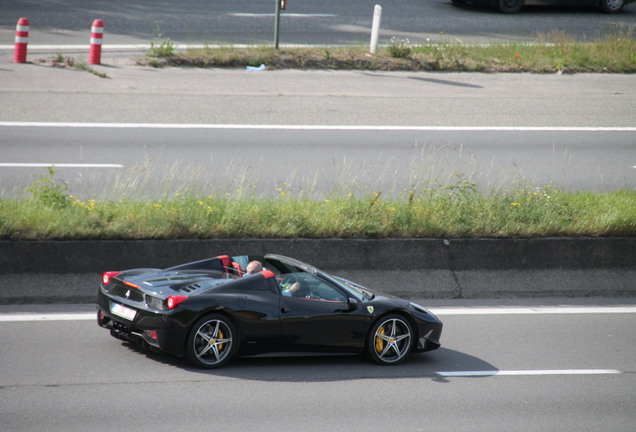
top-left (0, 0), bottom-right (635, 47)
top-left (1, 124), bottom-right (635, 199)
top-left (1, 300), bottom-right (635, 432)
top-left (1, 66), bottom-right (634, 199)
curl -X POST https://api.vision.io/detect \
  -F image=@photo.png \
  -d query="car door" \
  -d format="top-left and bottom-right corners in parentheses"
top-left (278, 273), bottom-right (366, 353)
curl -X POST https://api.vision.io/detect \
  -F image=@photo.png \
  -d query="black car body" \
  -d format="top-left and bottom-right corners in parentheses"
top-left (453, 0), bottom-right (631, 14)
top-left (97, 254), bottom-right (442, 368)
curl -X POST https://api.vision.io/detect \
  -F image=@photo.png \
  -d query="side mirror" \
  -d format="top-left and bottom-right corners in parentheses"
top-left (347, 297), bottom-right (358, 311)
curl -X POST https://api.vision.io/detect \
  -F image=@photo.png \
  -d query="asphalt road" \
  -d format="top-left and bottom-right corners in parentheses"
top-left (1, 125), bottom-right (635, 198)
top-left (1, 0), bottom-right (635, 46)
top-left (1, 299), bottom-right (635, 432)
top-left (1, 64), bottom-right (635, 198)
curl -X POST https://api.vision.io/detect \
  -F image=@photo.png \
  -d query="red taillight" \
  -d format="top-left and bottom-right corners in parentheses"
top-left (102, 271), bottom-right (121, 285)
top-left (166, 295), bottom-right (188, 310)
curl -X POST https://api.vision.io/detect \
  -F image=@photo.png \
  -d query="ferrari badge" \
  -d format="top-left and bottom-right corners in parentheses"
top-left (367, 306), bottom-right (374, 314)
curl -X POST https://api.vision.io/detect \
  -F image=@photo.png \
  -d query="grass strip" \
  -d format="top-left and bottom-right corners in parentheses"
top-left (142, 28), bottom-right (636, 73)
top-left (2, 180), bottom-right (634, 239)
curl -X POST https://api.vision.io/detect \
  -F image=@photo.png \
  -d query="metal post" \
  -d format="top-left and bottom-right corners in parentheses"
top-left (370, 5), bottom-right (382, 54)
top-left (274, 0), bottom-right (281, 49)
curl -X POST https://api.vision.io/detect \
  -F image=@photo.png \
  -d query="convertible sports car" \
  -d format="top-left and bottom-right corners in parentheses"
top-left (97, 254), bottom-right (442, 369)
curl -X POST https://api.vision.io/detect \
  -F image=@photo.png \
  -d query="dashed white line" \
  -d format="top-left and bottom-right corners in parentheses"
top-left (0, 163), bottom-right (123, 168)
top-left (0, 313), bottom-right (94, 322)
top-left (436, 369), bottom-right (621, 377)
top-left (431, 306), bottom-right (636, 315)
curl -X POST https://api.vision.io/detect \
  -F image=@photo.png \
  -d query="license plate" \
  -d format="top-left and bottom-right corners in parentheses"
top-left (111, 302), bottom-right (137, 321)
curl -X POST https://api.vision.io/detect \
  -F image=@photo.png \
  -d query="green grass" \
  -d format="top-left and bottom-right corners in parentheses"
top-left (142, 27), bottom-right (636, 73)
top-left (1, 170), bottom-right (634, 240)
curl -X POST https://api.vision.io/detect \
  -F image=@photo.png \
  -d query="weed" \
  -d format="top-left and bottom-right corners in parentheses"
top-left (148, 22), bottom-right (177, 57)
top-left (49, 54), bottom-right (111, 78)
top-left (25, 167), bottom-right (72, 210)
top-left (387, 37), bottom-right (412, 59)
top-left (148, 38), bottom-right (177, 57)
top-left (73, 60), bottom-right (111, 79)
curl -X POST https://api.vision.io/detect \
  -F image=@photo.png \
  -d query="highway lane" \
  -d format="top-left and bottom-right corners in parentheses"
top-left (3, 68), bottom-right (634, 128)
top-left (1, 125), bottom-right (634, 198)
top-left (1, 56), bottom-right (634, 200)
top-left (1, 300), bottom-right (635, 431)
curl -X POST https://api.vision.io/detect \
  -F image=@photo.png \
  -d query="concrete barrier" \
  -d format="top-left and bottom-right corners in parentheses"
top-left (1, 238), bottom-right (634, 303)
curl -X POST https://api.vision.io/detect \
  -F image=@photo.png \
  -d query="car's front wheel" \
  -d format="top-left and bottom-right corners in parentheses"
top-left (600, 0), bottom-right (624, 13)
top-left (186, 314), bottom-right (237, 369)
top-left (496, 0), bottom-right (524, 13)
top-left (366, 314), bottom-right (413, 365)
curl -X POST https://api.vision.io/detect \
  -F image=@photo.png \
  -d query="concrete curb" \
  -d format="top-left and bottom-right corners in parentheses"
top-left (1, 238), bottom-right (634, 303)
top-left (3, 237), bottom-right (635, 272)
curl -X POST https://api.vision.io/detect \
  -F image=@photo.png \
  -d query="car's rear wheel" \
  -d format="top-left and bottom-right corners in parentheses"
top-left (600, 0), bottom-right (624, 13)
top-left (496, 0), bottom-right (524, 13)
top-left (366, 314), bottom-right (413, 365)
top-left (186, 314), bottom-right (237, 369)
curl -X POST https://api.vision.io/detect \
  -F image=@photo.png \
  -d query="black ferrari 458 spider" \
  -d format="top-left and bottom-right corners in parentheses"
top-left (97, 254), bottom-right (442, 369)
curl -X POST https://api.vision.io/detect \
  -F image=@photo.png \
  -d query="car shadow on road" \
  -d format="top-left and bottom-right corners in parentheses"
top-left (124, 341), bottom-right (498, 382)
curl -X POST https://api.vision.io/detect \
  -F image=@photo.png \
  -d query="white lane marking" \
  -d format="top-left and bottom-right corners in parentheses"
top-left (436, 369), bottom-right (621, 377)
top-left (0, 44), bottom-right (311, 51)
top-left (0, 313), bottom-right (94, 322)
top-left (430, 306), bottom-right (636, 315)
top-left (230, 13), bottom-right (336, 17)
top-left (1, 122), bottom-right (635, 132)
top-left (0, 163), bottom-right (123, 168)
top-left (2, 306), bottom-right (635, 322)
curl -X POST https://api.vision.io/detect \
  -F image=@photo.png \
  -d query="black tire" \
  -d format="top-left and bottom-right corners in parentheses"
top-left (600, 0), bottom-right (624, 13)
top-left (185, 314), bottom-right (238, 369)
top-left (97, 308), bottom-right (109, 327)
top-left (366, 314), bottom-right (414, 365)
top-left (496, 0), bottom-right (524, 13)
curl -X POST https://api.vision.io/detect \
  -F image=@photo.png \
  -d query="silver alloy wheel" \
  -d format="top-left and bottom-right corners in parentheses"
top-left (192, 317), bottom-right (233, 366)
top-left (371, 316), bottom-right (412, 364)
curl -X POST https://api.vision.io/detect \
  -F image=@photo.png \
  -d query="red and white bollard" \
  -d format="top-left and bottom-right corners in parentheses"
top-left (89, 19), bottom-right (104, 65)
top-left (14, 17), bottom-right (29, 63)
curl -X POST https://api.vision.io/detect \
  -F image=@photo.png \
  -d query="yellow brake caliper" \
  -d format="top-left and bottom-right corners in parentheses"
top-left (217, 329), bottom-right (224, 351)
top-left (209, 328), bottom-right (224, 351)
top-left (375, 326), bottom-right (385, 353)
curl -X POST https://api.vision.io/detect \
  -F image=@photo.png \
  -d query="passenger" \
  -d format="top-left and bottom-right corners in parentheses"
top-left (245, 260), bottom-right (263, 275)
